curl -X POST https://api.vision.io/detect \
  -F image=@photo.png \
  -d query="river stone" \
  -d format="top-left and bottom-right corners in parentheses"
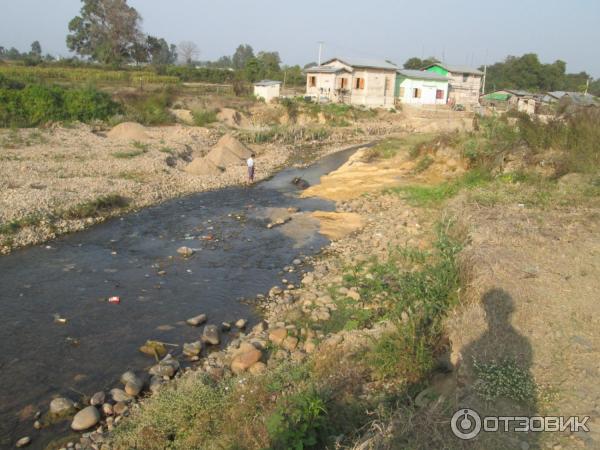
top-left (113, 402), bottom-right (128, 416)
top-left (149, 376), bottom-right (163, 393)
top-left (90, 392), bottom-right (105, 406)
top-left (149, 355), bottom-right (180, 378)
top-left (221, 322), bottom-right (232, 331)
top-left (139, 341), bottom-right (167, 358)
top-left (282, 336), bottom-right (299, 351)
top-left (268, 328), bottom-right (288, 345)
top-left (183, 341), bottom-right (202, 357)
top-left (231, 344), bottom-right (262, 374)
top-left (120, 371), bottom-right (138, 386)
top-left (201, 325), bottom-right (220, 345)
top-left (235, 319), bottom-right (247, 329)
top-left (71, 406), bottom-right (100, 431)
top-left (186, 314), bottom-right (207, 326)
top-left (16, 436), bottom-right (31, 448)
top-left (177, 246), bottom-right (195, 257)
top-left (249, 361), bottom-right (267, 375)
top-left (110, 388), bottom-right (132, 403)
top-left (125, 379), bottom-right (143, 397)
top-left (102, 403), bottom-right (113, 416)
top-left (50, 397), bottom-right (75, 415)
top-left (304, 339), bottom-right (317, 354)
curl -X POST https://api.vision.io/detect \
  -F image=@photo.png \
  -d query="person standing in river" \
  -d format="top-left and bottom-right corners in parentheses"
top-left (247, 153), bottom-right (255, 184)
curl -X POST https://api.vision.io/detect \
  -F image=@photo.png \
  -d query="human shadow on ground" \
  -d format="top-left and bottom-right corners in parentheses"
top-left (456, 288), bottom-right (539, 449)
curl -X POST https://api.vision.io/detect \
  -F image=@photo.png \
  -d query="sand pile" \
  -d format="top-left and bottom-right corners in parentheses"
top-left (107, 122), bottom-right (149, 141)
top-left (184, 157), bottom-right (222, 176)
top-left (205, 134), bottom-right (253, 168)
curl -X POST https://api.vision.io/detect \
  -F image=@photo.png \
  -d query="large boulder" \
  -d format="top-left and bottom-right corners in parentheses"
top-left (231, 343), bottom-right (262, 374)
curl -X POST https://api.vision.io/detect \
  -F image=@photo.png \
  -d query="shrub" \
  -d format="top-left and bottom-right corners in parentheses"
top-left (266, 387), bottom-right (328, 450)
top-left (0, 78), bottom-right (120, 127)
top-left (62, 194), bottom-right (129, 219)
top-left (192, 109), bottom-right (218, 127)
top-left (122, 90), bottom-right (174, 125)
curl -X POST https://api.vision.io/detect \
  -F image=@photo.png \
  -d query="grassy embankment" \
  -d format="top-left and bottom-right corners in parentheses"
top-left (110, 109), bottom-right (600, 449)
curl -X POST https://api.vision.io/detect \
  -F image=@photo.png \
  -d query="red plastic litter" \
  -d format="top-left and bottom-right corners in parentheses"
top-left (108, 296), bottom-right (121, 304)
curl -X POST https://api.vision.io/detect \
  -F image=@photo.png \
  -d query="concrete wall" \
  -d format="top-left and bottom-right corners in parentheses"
top-left (447, 73), bottom-right (482, 106)
top-left (254, 84), bottom-right (281, 102)
top-left (397, 78), bottom-right (448, 105)
top-left (349, 68), bottom-right (396, 107)
top-left (306, 59), bottom-right (396, 107)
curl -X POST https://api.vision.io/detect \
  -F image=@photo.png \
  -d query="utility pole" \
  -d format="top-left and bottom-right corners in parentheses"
top-left (482, 65), bottom-right (487, 95)
top-left (585, 78), bottom-right (590, 95)
top-left (317, 41), bottom-right (324, 66)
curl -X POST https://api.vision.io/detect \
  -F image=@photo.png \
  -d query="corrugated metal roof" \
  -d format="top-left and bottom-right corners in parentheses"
top-left (303, 66), bottom-right (350, 74)
top-left (397, 69), bottom-right (448, 82)
top-left (254, 80), bottom-right (282, 87)
top-left (425, 63), bottom-right (484, 76)
top-left (323, 57), bottom-right (398, 71)
top-left (504, 89), bottom-right (535, 97)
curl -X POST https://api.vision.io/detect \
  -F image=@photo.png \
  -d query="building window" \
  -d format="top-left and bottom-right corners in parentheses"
top-left (355, 78), bottom-right (365, 90)
top-left (462, 74), bottom-right (468, 82)
top-left (436, 89), bottom-right (444, 99)
top-left (309, 76), bottom-right (317, 87)
top-left (399, 87), bottom-right (405, 98)
top-left (339, 78), bottom-right (348, 89)
top-left (413, 88), bottom-right (421, 98)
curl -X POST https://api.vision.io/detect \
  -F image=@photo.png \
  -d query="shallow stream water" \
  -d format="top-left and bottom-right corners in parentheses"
top-left (0, 145), bottom-right (364, 448)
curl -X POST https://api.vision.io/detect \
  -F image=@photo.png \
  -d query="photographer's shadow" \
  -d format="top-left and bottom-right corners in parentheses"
top-left (460, 288), bottom-right (539, 448)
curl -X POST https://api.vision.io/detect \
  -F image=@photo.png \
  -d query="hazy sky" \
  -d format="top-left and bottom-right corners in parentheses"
top-left (2, 0), bottom-right (600, 76)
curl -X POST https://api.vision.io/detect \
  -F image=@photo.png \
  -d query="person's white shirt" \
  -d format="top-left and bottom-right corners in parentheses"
top-left (247, 157), bottom-right (254, 168)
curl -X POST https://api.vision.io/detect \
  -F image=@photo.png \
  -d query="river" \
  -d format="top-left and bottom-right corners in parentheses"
top-left (0, 145), bottom-right (363, 448)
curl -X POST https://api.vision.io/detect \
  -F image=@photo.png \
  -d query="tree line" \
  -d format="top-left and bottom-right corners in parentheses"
top-left (402, 54), bottom-right (599, 96)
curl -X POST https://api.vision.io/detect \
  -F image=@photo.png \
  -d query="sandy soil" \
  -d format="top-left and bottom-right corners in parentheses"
top-left (0, 124), bottom-right (286, 253)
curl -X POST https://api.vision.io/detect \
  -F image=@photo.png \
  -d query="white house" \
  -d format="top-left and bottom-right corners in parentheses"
top-left (305, 57), bottom-right (398, 107)
top-left (254, 80), bottom-right (282, 102)
top-left (395, 69), bottom-right (449, 105)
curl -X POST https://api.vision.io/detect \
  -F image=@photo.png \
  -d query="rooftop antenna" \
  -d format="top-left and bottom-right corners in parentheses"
top-left (318, 41), bottom-right (324, 66)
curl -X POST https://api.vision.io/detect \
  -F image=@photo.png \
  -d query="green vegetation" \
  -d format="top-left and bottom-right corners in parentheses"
top-left (62, 194), bottom-right (129, 219)
top-left (239, 125), bottom-right (330, 144)
top-left (120, 89), bottom-right (175, 125)
top-left (0, 75), bottom-right (120, 127)
top-left (0, 194), bottom-right (129, 237)
top-left (266, 387), bottom-right (328, 449)
top-left (473, 358), bottom-right (537, 404)
top-left (413, 155), bottom-right (434, 173)
top-left (0, 65), bottom-right (179, 85)
top-left (388, 169), bottom-right (492, 206)
top-left (192, 109), bottom-right (218, 126)
top-left (345, 224), bottom-right (462, 382)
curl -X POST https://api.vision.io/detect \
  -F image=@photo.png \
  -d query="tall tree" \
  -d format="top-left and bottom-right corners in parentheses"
top-left (66, 0), bottom-right (144, 66)
top-left (232, 44), bottom-right (254, 70)
top-left (178, 41), bottom-right (199, 65)
top-left (403, 56), bottom-right (439, 70)
top-left (256, 51), bottom-right (281, 78)
top-left (146, 36), bottom-right (177, 66)
top-left (30, 41), bottom-right (42, 58)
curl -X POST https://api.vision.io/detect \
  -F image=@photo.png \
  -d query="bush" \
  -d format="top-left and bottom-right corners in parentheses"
top-left (266, 387), bottom-right (328, 450)
top-left (192, 109), bottom-right (218, 126)
top-left (122, 90), bottom-right (174, 125)
top-left (0, 78), bottom-right (120, 127)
